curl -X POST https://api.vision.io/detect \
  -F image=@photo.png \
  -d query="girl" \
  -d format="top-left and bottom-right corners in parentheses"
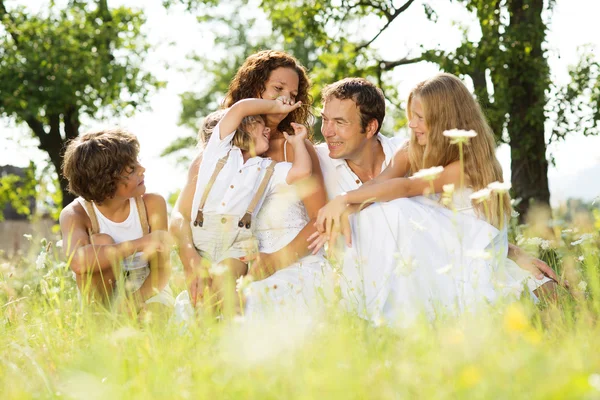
top-left (190, 97), bottom-right (312, 315)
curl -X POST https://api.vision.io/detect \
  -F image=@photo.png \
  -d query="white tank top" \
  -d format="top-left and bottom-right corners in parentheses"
top-left (77, 197), bottom-right (148, 271)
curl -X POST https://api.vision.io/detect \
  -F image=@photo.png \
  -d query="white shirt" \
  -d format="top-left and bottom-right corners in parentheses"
top-left (191, 122), bottom-right (291, 219)
top-left (315, 133), bottom-right (406, 200)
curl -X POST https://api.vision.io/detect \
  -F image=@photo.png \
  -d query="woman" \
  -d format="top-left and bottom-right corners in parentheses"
top-left (170, 50), bottom-right (331, 316)
top-left (313, 73), bottom-right (554, 322)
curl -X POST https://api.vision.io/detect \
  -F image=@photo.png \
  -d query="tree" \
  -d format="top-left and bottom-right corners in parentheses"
top-left (0, 0), bottom-right (162, 210)
top-left (172, 0), bottom-right (600, 219)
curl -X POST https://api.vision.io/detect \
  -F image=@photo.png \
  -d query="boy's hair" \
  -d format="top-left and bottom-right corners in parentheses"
top-left (321, 78), bottom-right (385, 135)
top-left (199, 110), bottom-right (264, 152)
top-left (62, 128), bottom-right (140, 204)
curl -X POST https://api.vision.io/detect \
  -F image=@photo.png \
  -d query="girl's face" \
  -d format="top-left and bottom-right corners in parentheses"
top-left (260, 67), bottom-right (300, 127)
top-left (409, 95), bottom-right (428, 146)
top-left (248, 116), bottom-right (271, 156)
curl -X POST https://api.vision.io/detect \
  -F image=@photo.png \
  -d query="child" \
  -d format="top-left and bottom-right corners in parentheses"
top-left (59, 128), bottom-right (174, 312)
top-left (189, 97), bottom-right (312, 315)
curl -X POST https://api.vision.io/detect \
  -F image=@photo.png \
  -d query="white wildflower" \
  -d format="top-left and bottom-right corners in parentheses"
top-left (208, 263), bottom-right (228, 276)
top-left (516, 234), bottom-right (525, 246)
top-left (22, 284), bottom-right (31, 293)
top-left (394, 255), bottom-right (417, 276)
top-left (577, 281), bottom-right (588, 292)
top-left (593, 196), bottom-right (599, 206)
top-left (35, 251), bottom-right (47, 270)
top-left (236, 275), bottom-right (255, 293)
top-left (571, 233), bottom-right (595, 246)
top-left (562, 229), bottom-right (574, 234)
top-left (413, 166), bottom-right (444, 181)
top-left (589, 373), bottom-right (600, 391)
top-left (578, 256), bottom-right (585, 262)
top-left (443, 184), bottom-right (455, 194)
top-left (540, 240), bottom-right (551, 251)
top-left (511, 209), bottom-right (520, 218)
top-left (443, 129), bottom-right (477, 144)
top-left (23, 234), bottom-right (32, 241)
top-left (436, 264), bottom-right (453, 275)
top-left (469, 188), bottom-right (492, 202)
top-left (488, 181), bottom-right (512, 192)
top-left (55, 240), bottom-right (63, 248)
top-left (526, 237), bottom-right (543, 247)
top-left (466, 250), bottom-right (492, 260)
top-left (39, 279), bottom-right (49, 295)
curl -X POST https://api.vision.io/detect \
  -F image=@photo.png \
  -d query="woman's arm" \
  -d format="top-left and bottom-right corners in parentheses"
top-left (247, 140), bottom-right (327, 279)
top-left (169, 153), bottom-right (212, 305)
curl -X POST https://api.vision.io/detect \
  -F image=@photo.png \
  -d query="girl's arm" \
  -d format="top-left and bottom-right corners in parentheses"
top-left (220, 98), bottom-right (302, 140)
top-left (284, 122), bottom-right (312, 184)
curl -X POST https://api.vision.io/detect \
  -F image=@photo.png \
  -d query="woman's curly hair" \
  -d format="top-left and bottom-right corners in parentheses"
top-left (223, 50), bottom-right (313, 134)
top-left (62, 128), bottom-right (139, 204)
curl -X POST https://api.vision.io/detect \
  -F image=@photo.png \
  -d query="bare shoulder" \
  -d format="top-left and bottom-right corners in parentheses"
top-left (59, 199), bottom-right (89, 230)
top-left (142, 193), bottom-right (167, 215)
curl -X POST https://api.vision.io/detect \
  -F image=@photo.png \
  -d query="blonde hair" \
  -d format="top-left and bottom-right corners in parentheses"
top-left (406, 73), bottom-right (511, 228)
top-left (198, 110), bottom-right (264, 154)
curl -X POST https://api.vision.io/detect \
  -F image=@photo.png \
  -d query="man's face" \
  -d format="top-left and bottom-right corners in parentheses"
top-left (321, 97), bottom-right (370, 160)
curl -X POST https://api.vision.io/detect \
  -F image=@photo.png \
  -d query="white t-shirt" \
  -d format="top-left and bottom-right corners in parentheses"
top-left (315, 133), bottom-right (406, 200)
top-left (191, 122), bottom-right (291, 220)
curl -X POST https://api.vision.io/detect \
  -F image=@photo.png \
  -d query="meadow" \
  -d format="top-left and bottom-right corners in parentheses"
top-left (1, 206), bottom-right (599, 400)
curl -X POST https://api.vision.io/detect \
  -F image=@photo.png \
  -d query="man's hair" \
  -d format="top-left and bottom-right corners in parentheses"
top-left (321, 78), bottom-right (385, 134)
top-left (198, 109), bottom-right (263, 152)
top-left (62, 128), bottom-right (140, 204)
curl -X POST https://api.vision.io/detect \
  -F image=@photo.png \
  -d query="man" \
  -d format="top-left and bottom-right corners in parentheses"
top-left (314, 78), bottom-right (557, 301)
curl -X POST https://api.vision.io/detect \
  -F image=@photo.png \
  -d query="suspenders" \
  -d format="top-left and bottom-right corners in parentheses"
top-left (82, 196), bottom-right (150, 236)
top-left (193, 152), bottom-right (277, 230)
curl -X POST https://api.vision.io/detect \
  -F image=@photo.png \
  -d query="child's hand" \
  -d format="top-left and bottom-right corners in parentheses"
top-left (271, 96), bottom-right (302, 115)
top-left (283, 122), bottom-right (308, 145)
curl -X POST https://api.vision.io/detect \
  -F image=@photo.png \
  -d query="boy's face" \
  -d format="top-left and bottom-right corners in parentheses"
top-left (248, 116), bottom-right (271, 157)
top-left (115, 160), bottom-right (146, 199)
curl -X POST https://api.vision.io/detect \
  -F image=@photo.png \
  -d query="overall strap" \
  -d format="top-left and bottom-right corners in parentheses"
top-left (194, 151), bottom-right (230, 227)
top-left (81, 199), bottom-right (100, 236)
top-left (238, 160), bottom-right (277, 229)
top-left (135, 196), bottom-right (150, 234)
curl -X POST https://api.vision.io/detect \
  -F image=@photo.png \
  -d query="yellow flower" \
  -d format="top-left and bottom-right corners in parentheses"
top-left (459, 365), bottom-right (481, 388)
top-left (503, 303), bottom-right (530, 333)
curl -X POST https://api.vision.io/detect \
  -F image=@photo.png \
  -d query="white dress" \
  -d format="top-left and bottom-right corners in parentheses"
top-left (341, 189), bottom-right (549, 324)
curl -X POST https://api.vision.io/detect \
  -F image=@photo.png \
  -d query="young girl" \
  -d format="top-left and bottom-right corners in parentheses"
top-left (190, 97), bottom-right (312, 315)
top-left (60, 128), bottom-right (174, 312)
top-left (311, 73), bottom-right (553, 322)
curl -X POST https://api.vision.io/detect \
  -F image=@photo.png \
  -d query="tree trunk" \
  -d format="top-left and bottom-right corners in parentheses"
top-left (505, 0), bottom-right (551, 220)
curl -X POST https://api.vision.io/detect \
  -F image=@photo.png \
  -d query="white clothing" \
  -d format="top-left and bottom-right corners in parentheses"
top-left (315, 133), bottom-right (406, 200)
top-left (76, 197), bottom-right (146, 271)
top-left (244, 166), bottom-right (333, 318)
top-left (191, 122), bottom-right (291, 220)
top-left (316, 135), bottom-right (550, 323)
top-left (76, 197), bottom-right (174, 306)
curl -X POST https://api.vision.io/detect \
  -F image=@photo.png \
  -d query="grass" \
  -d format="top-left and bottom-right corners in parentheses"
top-left (1, 209), bottom-right (600, 399)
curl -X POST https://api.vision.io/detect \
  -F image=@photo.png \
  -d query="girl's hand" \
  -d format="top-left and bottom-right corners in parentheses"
top-left (283, 122), bottom-right (308, 145)
top-left (272, 97), bottom-right (302, 115)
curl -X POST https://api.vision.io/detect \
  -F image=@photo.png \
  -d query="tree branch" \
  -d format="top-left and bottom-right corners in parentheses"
top-left (379, 56), bottom-right (422, 70)
top-left (356, 0), bottom-right (416, 51)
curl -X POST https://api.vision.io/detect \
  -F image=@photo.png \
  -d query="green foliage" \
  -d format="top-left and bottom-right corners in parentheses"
top-left (0, 0), bottom-right (164, 209)
top-left (0, 162), bottom-right (36, 221)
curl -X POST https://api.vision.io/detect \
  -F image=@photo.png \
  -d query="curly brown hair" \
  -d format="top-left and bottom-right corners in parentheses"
top-left (223, 50), bottom-right (313, 134)
top-left (62, 128), bottom-right (139, 204)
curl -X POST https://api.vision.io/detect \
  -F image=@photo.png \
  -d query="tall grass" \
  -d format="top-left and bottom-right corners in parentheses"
top-left (1, 209), bottom-right (599, 399)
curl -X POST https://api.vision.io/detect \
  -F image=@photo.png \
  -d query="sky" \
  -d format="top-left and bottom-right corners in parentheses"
top-left (1, 0), bottom-right (599, 206)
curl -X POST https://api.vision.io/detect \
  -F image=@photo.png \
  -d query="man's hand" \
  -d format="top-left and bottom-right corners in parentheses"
top-left (315, 195), bottom-right (347, 242)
